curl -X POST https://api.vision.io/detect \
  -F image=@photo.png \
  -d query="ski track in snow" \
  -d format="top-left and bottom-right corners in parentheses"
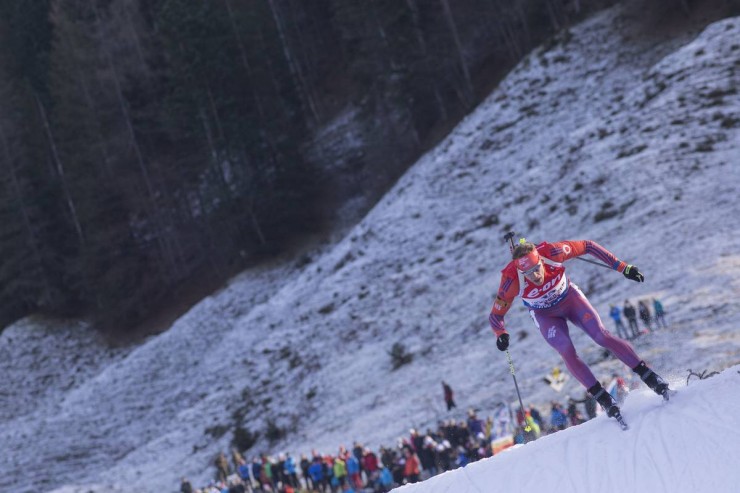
top-left (396, 367), bottom-right (740, 493)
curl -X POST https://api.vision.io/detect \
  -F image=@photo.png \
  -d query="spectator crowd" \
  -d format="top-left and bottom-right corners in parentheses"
top-left (609, 298), bottom-right (668, 340)
top-left (181, 299), bottom-right (669, 493)
top-left (181, 373), bottom-right (639, 493)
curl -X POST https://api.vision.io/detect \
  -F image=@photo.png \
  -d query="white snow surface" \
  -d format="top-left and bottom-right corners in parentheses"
top-left (1, 3), bottom-right (739, 493)
top-left (398, 366), bottom-right (740, 493)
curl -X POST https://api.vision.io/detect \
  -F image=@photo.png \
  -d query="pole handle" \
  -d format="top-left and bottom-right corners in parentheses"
top-left (504, 231), bottom-right (516, 253)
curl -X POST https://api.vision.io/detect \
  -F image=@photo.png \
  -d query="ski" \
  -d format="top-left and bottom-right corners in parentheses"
top-left (661, 388), bottom-right (677, 402)
top-left (613, 412), bottom-right (629, 431)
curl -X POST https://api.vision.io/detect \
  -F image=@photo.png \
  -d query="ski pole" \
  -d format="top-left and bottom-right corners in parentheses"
top-left (574, 256), bottom-right (612, 269)
top-left (502, 232), bottom-right (531, 432)
top-left (506, 349), bottom-right (531, 433)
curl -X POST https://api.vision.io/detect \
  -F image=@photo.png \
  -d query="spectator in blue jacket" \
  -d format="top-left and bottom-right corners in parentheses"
top-left (550, 402), bottom-right (568, 431)
top-left (284, 452), bottom-right (298, 487)
top-left (467, 409), bottom-right (484, 436)
top-left (456, 446), bottom-right (469, 468)
top-left (346, 453), bottom-right (362, 489)
top-left (236, 459), bottom-right (251, 488)
top-left (251, 458), bottom-right (263, 491)
top-left (379, 465), bottom-right (394, 492)
top-left (609, 304), bottom-right (629, 339)
top-left (308, 456), bottom-right (326, 493)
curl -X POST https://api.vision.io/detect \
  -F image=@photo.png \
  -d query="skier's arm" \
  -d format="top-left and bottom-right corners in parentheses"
top-left (551, 240), bottom-right (644, 282)
top-left (488, 270), bottom-right (519, 337)
top-left (547, 240), bottom-right (626, 270)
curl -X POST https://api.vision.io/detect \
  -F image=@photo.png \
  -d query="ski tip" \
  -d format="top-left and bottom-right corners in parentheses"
top-left (613, 413), bottom-right (629, 430)
top-left (662, 388), bottom-right (677, 401)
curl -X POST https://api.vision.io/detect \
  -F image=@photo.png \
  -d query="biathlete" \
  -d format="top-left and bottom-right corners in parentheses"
top-left (488, 239), bottom-right (671, 422)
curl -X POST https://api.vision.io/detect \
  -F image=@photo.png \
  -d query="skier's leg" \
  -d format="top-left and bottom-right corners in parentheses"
top-left (632, 360), bottom-right (671, 398)
top-left (531, 311), bottom-right (598, 388)
top-left (586, 381), bottom-right (620, 417)
top-left (567, 285), bottom-right (641, 368)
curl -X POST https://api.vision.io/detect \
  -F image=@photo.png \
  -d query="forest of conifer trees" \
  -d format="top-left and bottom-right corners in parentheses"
top-left (0, 0), bottom-right (621, 333)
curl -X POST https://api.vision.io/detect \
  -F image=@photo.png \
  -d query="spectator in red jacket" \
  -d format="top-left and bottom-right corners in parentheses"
top-left (403, 448), bottom-right (421, 484)
top-left (363, 448), bottom-right (379, 485)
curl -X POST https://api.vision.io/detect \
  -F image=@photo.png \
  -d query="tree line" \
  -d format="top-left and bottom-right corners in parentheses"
top-left (0, 0), bottom-right (614, 334)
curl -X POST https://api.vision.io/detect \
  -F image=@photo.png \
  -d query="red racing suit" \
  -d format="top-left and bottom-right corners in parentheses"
top-left (488, 240), bottom-right (627, 336)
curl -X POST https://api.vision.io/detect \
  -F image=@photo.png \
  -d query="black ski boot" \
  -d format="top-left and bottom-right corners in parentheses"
top-left (632, 361), bottom-right (671, 400)
top-left (588, 382), bottom-right (620, 417)
top-left (588, 382), bottom-right (628, 430)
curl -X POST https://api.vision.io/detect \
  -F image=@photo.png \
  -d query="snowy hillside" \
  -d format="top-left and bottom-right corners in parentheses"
top-left (397, 365), bottom-right (740, 493)
top-left (1, 2), bottom-right (739, 492)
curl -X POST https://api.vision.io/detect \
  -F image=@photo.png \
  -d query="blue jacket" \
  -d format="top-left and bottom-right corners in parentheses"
top-left (346, 456), bottom-right (360, 474)
top-left (308, 462), bottom-right (324, 481)
top-left (457, 451), bottom-right (469, 468)
top-left (284, 456), bottom-right (297, 474)
top-left (654, 299), bottom-right (664, 315)
top-left (379, 467), bottom-right (393, 486)
top-left (609, 306), bottom-right (622, 322)
top-left (468, 417), bottom-right (484, 435)
top-left (551, 408), bottom-right (568, 428)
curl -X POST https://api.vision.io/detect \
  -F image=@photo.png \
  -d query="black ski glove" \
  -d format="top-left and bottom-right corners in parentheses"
top-left (623, 264), bottom-right (644, 282)
top-left (496, 332), bottom-right (510, 352)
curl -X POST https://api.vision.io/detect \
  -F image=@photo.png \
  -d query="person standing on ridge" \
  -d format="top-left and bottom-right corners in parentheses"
top-left (608, 304), bottom-right (629, 339)
top-left (487, 239), bottom-right (671, 426)
top-left (442, 381), bottom-right (457, 411)
top-left (638, 299), bottom-right (653, 333)
top-left (653, 298), bottom-right (668, 328)
top-left (623, 300), bottom-right (640, 338)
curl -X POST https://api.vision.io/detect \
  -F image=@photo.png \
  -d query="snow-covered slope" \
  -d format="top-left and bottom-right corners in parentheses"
top-left (1, 3), bottom-right (739, 492)
top-left (397, 365), bottom-right (740, 493)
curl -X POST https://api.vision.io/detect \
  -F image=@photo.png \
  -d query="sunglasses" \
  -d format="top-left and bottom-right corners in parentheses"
top-left (520, 262), bottom-right (541, 276)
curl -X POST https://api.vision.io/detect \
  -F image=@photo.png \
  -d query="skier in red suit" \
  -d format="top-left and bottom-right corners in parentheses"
top-left (488, 239), bottom-right (671, 422)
